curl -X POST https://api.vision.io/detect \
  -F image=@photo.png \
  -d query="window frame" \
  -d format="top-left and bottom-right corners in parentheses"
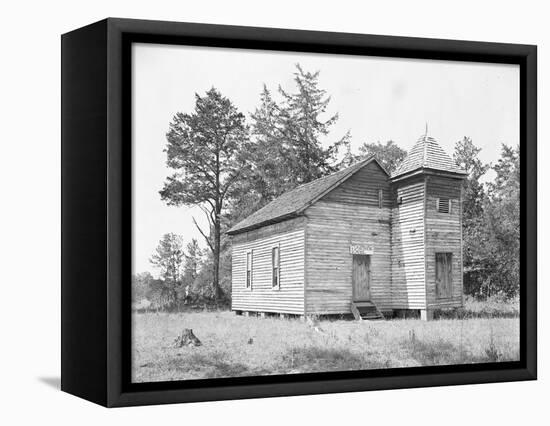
top-left (378, 188), bottom-right (383, 209)
top-left (437, 197), bottom-right (451, 214)
top-left (245, 249), bottom-right (253, 290)
top-left (271, 244), bottom-right (280, 290)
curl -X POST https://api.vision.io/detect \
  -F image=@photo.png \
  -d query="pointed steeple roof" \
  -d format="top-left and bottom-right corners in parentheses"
top-left (392, 132), bottom-right (467, 179)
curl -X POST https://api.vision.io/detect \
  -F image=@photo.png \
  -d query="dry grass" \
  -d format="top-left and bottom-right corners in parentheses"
top-left (132, 309), bottom-right (520, 383)
top-left (463, 296), bottom-right (519, 318)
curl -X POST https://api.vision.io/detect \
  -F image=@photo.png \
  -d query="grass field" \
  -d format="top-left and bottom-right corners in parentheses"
top-left (132, 301), bottom-right (519, 382)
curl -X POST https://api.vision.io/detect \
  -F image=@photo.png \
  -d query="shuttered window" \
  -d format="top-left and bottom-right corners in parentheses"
top-left (272, 246), bottom-right (280, 289)
top-left (378, 189), bottom-right (383, 209)
top-left (437, 197), bottom-right (451, 213)
top-left (246, 250), bottom-right (252, 289)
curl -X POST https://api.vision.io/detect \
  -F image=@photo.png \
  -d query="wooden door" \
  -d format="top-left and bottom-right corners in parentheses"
top-left (435, 253), bottom-right (452, 298)
top-left (352, 254), bottom-right (371, 301)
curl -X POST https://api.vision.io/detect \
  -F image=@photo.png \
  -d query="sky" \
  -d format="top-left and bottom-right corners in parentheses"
top-left (132, 43), bottom-right (519, 276)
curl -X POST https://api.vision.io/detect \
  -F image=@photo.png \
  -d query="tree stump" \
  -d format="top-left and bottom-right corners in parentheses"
top-left (174, 328), bottom-right (202, 347)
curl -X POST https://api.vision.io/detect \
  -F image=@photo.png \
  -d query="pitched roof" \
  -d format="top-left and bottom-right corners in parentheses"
top-left (392, 133), bottom-right (467, 179)
top-left (227, 156), bottom-right (383, 235)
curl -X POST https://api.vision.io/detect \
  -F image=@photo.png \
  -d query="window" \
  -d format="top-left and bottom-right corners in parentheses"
top-left (272, 246), bottom-right (280, 289)
top-left (378, 189), bottom-right (383, 209)
top-left (246, 250), bottom-right (252, 289)
top-left (437, 197), bottom-right (451, 213)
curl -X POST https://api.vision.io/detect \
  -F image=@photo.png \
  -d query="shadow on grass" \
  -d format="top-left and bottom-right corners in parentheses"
top-left (403, 336), bottom-right (515, 366)
top-left (435, 308), bottom-right (519, 320)
top-left (406, 338), bottom-right (468, 365)
top-left (280, 346), bottom-right (390, 374)
top-left (184, 352), bottom-right (269, 379)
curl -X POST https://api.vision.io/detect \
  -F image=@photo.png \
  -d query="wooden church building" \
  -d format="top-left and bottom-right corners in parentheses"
top-left (227, 133), bottom-right (467, 320)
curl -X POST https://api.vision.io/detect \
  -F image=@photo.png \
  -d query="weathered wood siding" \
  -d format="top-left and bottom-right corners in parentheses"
top-left (231, 217), bottom-right (305, 314)
top-left (391, 177), bottom-right (427, 309)
top-left (425, 176), bottom-right (463, 308)
top-left (230, 159), bottom-right (465, 315)
top-left (305, 162), bottom-right (392, 314)
top-left (322, 162), bottom-right (393, 209)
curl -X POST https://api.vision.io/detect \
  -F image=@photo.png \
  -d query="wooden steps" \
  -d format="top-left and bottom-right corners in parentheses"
top-left (351, 301), bottom-right (384, 320)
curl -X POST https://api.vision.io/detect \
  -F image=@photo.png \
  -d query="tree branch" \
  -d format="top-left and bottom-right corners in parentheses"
top-left (220, 169), bottom-right (243, 201)
top-left (192, 216), bottom-right (214, 253)
top-left (198, 198), bottom-right (215, 213)
top-left (199, 204), bottom-right (215, 229)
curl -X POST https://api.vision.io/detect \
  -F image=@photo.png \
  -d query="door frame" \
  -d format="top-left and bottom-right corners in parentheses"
top-left (435, 252), bottom-right (453, 299)
top-left (352, 254), bottom-right (371, 302)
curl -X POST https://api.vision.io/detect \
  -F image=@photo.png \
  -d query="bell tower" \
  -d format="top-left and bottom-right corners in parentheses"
top-left (390, 132), bottom-right (467, 320)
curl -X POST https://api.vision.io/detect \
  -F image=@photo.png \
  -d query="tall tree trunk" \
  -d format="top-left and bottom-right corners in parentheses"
top-left (212, 216), bottom-right (221, 301)
top-left (213, 150), bottom-right (221, 302)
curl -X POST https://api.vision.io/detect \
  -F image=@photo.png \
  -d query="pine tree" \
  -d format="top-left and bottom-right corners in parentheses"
top-left (160, 88), bottom-right (250, 300)
top-left (453, 137), bottom-right (490, 220)
top-left (276, 64), bottom-right (348, 185)
top-left (453, 137), bottom-right (490, 297)
top-left (225, 67), bottom-right (350, 228)
top-left (183, 238), bottom-right (202, 284)
top-left (149, 233), bottom-right (185, 306)
top-left (484, 144), bottom-right (520, 297)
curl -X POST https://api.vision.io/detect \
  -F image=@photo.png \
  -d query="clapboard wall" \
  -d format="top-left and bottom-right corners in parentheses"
top-left (304, 162), bottom-right (392, 314)
top-left (231, 217), bottom-right (306, 314)
top-left (390, 176), bottom-right (427, 309)
top-left (230, 160), bottom-right (465, 316)
top-left (425, 175), bottom-right (464, 308)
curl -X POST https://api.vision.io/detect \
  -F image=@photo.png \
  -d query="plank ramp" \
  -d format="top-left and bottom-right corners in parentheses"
top-left (351, 301), bottom-right (384, 320)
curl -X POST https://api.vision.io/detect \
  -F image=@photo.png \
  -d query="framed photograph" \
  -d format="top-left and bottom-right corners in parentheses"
top-left (61, 18), bottom-right (536, 407)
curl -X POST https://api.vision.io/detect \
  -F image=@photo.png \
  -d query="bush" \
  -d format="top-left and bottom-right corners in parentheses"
top-left (435, 295), bottom-right (519, 319)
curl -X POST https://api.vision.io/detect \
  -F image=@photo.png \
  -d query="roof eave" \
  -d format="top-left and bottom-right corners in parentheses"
top-left (225, 212), bottom-right (302, 236)
top-left (391, 167), bottom-right (468, 182)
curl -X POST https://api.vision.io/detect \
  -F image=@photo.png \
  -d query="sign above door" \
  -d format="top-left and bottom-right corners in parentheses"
top-left (350, 244), bottom-right (374, 255)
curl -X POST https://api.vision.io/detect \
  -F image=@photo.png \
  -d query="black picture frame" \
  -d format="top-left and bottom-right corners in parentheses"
top-left (61, 17), bottom-right (537, 407)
